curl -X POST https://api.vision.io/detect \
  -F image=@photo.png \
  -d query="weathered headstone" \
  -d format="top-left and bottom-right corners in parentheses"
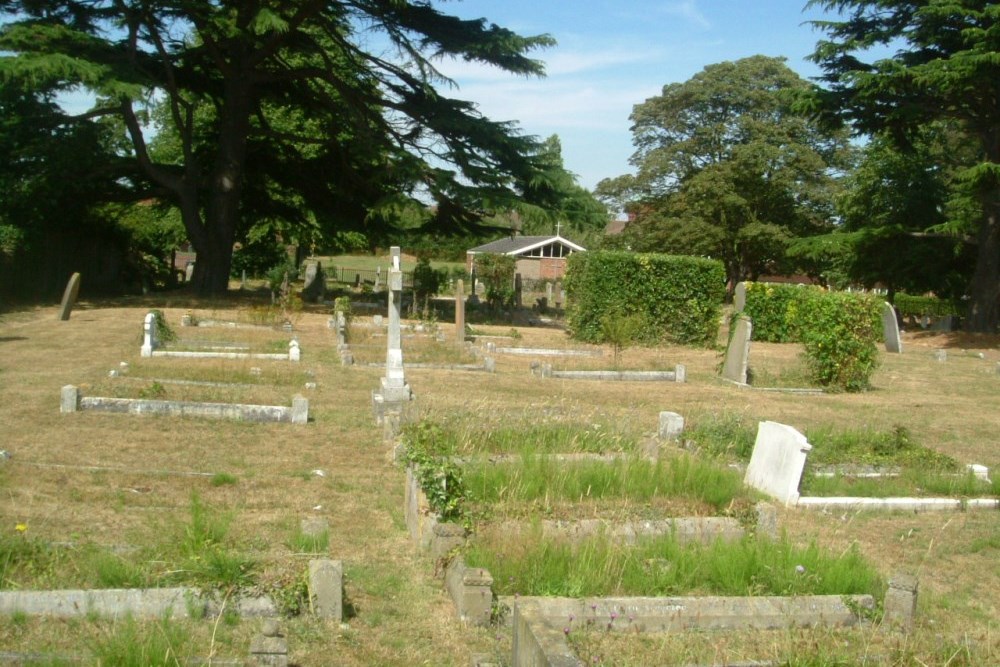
top-left (658, 412), bottom-right (684, 441)
top-left (301, 261), bottom-right (325, 303)
top-left (545, 282), bottom-right (553, 303)
top-left (882, 302), bottom-right (902, 354)
top-left (373, 266), bottom-right (381, 293)
top-left (308, 559), bottom-right (343, 620)
top-left (57, 273), bottom-right (81, 321)
top-left (744, 421), bottom-right (812, 506)
top-left (934, 349), bottom-right (948, 362)
top-left (721, 316), bottom-right (752, 384)
top-left (883, 573), bottom-right (918, 629)
top-left (288, 340), bottom-right (301, 362)
top-left (250, 620), bottom-right (288, 667)
top-left (184, 262), bottom-right (195, 283)
top-left (733, 281), bottom-right (747, 312)
top-left (454, 279), bottom-right (466, 345)
top-left (554, 281), bottom-right (563, 308)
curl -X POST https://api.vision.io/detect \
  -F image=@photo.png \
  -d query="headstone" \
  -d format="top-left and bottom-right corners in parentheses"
top-left (288, 340), bottom-right (301, 362)
top-left (658, 412), bottom-right (684, 441)
top-left (514, 273), bottom-right (523, 307)
top-left (929, 315), bottom-right (953, 332)
top-left (484, 357), bottom-right (495, 373)
top-left (554, 281), bottom-right (563, 308)
top-left (883, 573), bottom-right (918, 629)
top-left (721, 316), bottom-right (752, 384)
top-left (140, 312), bottom-right (157, 357)
top-left (335, 311), bottom-right (347, 347)
top-left (546, 282), bottom-right (553, 303)
top-left (373, 266), bottom-right (381, 293)
top-left (455, 279), bottom-right (466, 345)
top-left (674, 364), bottom-right (686, 383)
top-left (291, 395), bottom-right (308, 424)
top-left (373, 314), bottom-right (383, 327)
top-left (744, 421), bottom-right (812, 506)
top-left (882, 302), bottom-right (902, 354)
top-left (60, 385), bottom-right (79, 413)
top-left (184, 262), bottom-right (195, 283)
top-left (308, 559), bottom-right (343, 620)
top-left (241, 269), bottom-right (247, 290)
top-left (301, 261), bottom-right (325, 303)
top-left (934, 349), bottom-right (947, 362)
top-left (733, 282), bottom-right (747, 312)
top-left (57, 272), bottom-right (81, 321)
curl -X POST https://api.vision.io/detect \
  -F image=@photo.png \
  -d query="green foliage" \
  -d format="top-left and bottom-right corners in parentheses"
top-left (271, 569), bottom-right (311, 617)
top-left (796, 290), bottom-right (882, 392)
top-left (739, 282), bottom-right (882, 391)
top-left (210, 473), bottom-right (238, 487)
top-left (333, 296), bottom-right (353, 330)
top-left (148, 309), bottom-right (177, 344)
top-left (137, 382), bottom-right (167, 400)
top-left (805, 425), bottom-right (957, 470)
top-left (232, 236), bottom-right (290, 278)
top-left (412, 256), bottom-right (445, 303)
top-left (89, 617), bottom-right (192, 667)
top-left (467, 532), bottom-right (883, 600)
top-left (894, 293), bottom-right (961, 319)
top-left (400, 422), bottom-right (467, 522)
top-left (474, 253), bottom-right (516, 312)
top-left (600, 310), bottom-right (644, 367)
top-left (684, 413), bottom-right (758, 461)
top-left (566, 251), bottom-right (725, 346)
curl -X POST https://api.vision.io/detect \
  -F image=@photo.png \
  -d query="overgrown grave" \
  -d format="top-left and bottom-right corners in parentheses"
top-left (395, 413), bottom-right (897, 665)
top-left (144, 311), bottom-right (301, 361)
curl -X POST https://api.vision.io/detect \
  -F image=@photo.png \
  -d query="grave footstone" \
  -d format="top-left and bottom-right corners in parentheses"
top-left (308, 559), bottom-right (343, 621)
top-left (884, 574), bottom-right (918, 629)
top-left (57, 272), bottom-right (81, 321)
top-left (882, 302), bottom-right (902, 354)
top-left (733, 281), bottom-right (747, 313)
top-left (721, 316), bottom-right (752, 384)
top-left (744, 421), bottom-right (812, 506)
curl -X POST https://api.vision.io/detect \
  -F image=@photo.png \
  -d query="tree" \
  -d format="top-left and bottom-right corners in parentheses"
top-left (0, 2), bottom-right (556, 295)
top-left (807, 0), bottom-right (1000, 332)
top-left (600, 56), bottom-right (851, 296)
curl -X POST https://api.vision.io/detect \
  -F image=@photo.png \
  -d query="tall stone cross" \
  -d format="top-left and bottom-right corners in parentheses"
top-left (380, 246), bottom-right (411, 402)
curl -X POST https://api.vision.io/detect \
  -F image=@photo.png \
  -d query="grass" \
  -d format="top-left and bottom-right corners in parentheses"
top-left (2, 301), bottom-right (999, 665)
top-left (465, 529), bottom-right (884, 600)
top-left (800, 469), bottom-right (998, 497)
top-left (463, 454), bottom-right (750, 514)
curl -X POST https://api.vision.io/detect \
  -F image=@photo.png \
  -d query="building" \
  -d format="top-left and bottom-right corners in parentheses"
top-left (466, 235), bottom-right (586, 281)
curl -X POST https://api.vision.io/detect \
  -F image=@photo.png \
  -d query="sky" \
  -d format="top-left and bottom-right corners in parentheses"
top-left (432, 0), bottom-right (841, 191)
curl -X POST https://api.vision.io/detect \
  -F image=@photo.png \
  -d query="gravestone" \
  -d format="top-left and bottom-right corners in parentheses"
top-left (554, 281), bottom-right (563, 308)
top-left (733, 282), bottom-right (747, 312)
top-left (335, 311), bottom-right (347, 347)
top-left (546, 282), bottom-right (553, 303)
top-left (301, 261), bottom-right (325, 303)
top-left (184, 262), bottom-right (195, 283)
top-left (658, 412), bottom-right (684, 441)
top-left (721, 316), bottom-right (752, 384)
top-left (454, 279), bottom-right (466, 345)
top-left (882, 302), bottom-right (902, 354)
top-left (57, 273), bottom-right (81, 321)
top-left (140, 312), bottom-right (157, 357)
top-left (744, 421), bottom-right (812, 506)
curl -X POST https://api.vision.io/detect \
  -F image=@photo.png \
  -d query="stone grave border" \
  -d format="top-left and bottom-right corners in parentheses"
top-left (60, 385), bottom-right (309, 424)
top-left (532, 362), bottom-right (685, 383)
top-left (143, 312), bottom-right (301, 361)
top-left (485, 342), bottom-right (603, 358)
top-left (181, 313), bottom-right (294, 332)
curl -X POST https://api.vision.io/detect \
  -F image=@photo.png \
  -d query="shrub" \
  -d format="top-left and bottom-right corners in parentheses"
top-left (412, 256), bottom-right (445, 303)
top-left (565, 251), bottom-right (725, 346)
top-left (893, 293), bottom-right (961, 319)
top-left (740, 283), bottom-right (817, 343)
top-left (474, 253), bottom-right (516, 312)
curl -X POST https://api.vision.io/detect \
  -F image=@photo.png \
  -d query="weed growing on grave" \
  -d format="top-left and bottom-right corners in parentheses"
top-left (210, 473), bottom-right (238, 487)
top-left (91, 550), bottom-right (150, 588)
top-left (147, 310), bottom-right (177, 344)
top-left (271, 568), bottom-right (311, 617)
top-left (137, 381), bottom-right (167, 399)
top-left (805, 425), bottom-right (957, 469)
top-left (400, 421), bottom-right (467, 522)
top-left (466, 530), bottom-right (884, 600)
top-left (89, 615), bottom-right (192, 667)
top-left (288, 526), bottom-right (330, 554)
top-left (684, 412), bottom-right (757, 460)
top-left (800, 469), bottom-right (995, 497)
top-left (163, 493), bottom-right (256, 590)
top-left (412, 416), bottom-right (640, 456)
top-left (464, 454), bottom-right (749, 514)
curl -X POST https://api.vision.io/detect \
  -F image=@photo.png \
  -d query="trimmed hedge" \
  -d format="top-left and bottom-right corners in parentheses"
top-left (894, 293), bottom-right (961, 319)
top-left (565, 251), bottom-right (725, 347)
top-left (738, 282), bottom-right (882, 392)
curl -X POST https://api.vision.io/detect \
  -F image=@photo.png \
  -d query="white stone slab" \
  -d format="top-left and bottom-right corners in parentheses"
top-left (744, 421), bottom-right (812, 506)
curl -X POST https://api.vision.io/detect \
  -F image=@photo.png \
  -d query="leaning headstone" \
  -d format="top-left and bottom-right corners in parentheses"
top-left (658, 412), bottom-right (684, 441)
top-left (744, 421), bottom-right (812, 506)
top-left (733, 281), bottom-right (747, 312)
top-left (454, 279), bottom-right (466, 345)
top-left (57, 273), bottom-right (81, 321)
top-left (721, 316), bottom-right (752, 384)
top-left (882, 302), bottom-right (902, 353)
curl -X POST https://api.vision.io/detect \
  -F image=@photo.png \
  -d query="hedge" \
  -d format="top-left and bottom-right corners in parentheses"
top-left (565, 251), bottom-right (725, 347)
top-left (738, 282), bottom-right (882, 392)
top-left (893, 293), bottom-right (961, 319)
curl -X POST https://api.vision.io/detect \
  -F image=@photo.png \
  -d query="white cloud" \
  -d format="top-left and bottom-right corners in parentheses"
top-left (660, 1), bottom-right (711, 30)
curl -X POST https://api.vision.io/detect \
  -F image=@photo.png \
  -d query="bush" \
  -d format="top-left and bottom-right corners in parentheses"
top-left (565, 251), bottom-right (725, 346)
top-left (475, 253), bottom-right (516, 312)
top-left (412, 256), bottom-right (445, 303)
top-left (739, 282), bottom-right (882, 392)
top-left (893, 293), bottom-right (961, 319)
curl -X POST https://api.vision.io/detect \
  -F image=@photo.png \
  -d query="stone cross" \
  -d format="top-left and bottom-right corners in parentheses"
top-left (378, 246), bottom-right (411, 403)
top-left (57, 272), bottom-right (81, 321)
top-left (454, 279), bottom-right (466, 345)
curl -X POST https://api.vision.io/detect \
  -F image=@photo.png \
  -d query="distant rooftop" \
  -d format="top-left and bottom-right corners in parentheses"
top-left (468, 234), bottom-right (585, 255)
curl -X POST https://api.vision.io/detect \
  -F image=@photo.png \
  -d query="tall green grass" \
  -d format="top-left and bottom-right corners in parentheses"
top-left (89, 616), bottom-right (192, 666)
top-left (801, 470), bottom-right (996, 498)
top-left (464, 454), bottom-right (748, 511)
top-left (466, 529), bottom-right (884, 600)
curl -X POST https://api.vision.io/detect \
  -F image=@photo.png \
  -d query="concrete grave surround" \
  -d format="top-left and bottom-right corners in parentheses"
top-left (57, 272), bottom-right (82, 321)
top-left (733, 281), bottom-right (747, 313)
top-left (744, 421), bottom-right (812, 506)
top-left (0, 587), bottom-right (277, 619)
top-left (882, 301), bottom-right (902, 353)
top-left (721, 316), bottom-right (752, 384)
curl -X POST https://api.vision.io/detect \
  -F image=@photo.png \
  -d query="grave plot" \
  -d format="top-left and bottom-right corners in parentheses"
top-left (348, 327), bottom-right (481, 367)
top-left (141, 312), bottom-right (301, 361)
top-left (398, 419), bottom-right (899, 666)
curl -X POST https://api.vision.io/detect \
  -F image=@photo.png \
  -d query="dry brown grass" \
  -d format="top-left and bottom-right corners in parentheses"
top-left (1, 297), bottom-right (998, 665)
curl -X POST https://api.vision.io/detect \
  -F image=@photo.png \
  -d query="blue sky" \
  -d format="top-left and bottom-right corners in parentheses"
top-left (433, 0), bottom-right (839, 190)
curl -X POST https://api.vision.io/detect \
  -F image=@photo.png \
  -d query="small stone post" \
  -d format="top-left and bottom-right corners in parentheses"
top-left (884, 573), bottom-right (919, 630)
top-left (249, 620), bottom-right (288, 667)
top-left (455, 279), bottom-right (466, 345)
top-left (514, 273), bottom-right (523, 307)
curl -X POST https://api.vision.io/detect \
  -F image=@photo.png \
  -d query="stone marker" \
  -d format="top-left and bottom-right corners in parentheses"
top-left (455, 279), bottom-right (466, 345)
top-left (744, 421), bottom-right (812, 506)
top-left (291, 395), bottom-right (308, 424)
top-left (250, 620), bottom-right (288, 667)
top-left (658, 412), bottom-right (684, 441)
top-left (373, 314), bottom-right (383, 327)
top-left (721, 316), bottom-right (752, 384)
top-left (882, 302), bottom-right (902, 353)
top-left (60, 385), bottom-right (79, 413)
top-left (934, 349), bottom-right (948, 362)
top-left (733, 281), bottom-right (747, 312)
top-left (675, 363), bottom-right (686, 383)
top-left (308, 559), bottom-right (343, 620)
top-left (884, 573), bottom-right (918, 629)
top-left (140, 312), bottom-right (157, 357)
top-left (288, 340), bottom-right (301, 362)
top-left (184, 262), bottom-right (195, 283)
top-left (301, 261), bottom-right (325, 303)
top-left (57, 272), bottom-right (81, 321)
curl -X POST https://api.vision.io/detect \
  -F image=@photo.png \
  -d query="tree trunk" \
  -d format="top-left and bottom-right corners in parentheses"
top-left (965, 202), bottom-right (1000, 332)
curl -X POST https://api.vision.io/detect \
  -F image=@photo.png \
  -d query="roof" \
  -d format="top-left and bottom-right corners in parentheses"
top-left (467, 235), bottom-right (586, 255)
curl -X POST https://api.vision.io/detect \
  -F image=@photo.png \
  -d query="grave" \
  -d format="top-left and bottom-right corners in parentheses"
top-left (721, 316), bottom-right (752, 385)
top-left (142, 312), bottom-right (301, 361)
top-left (371, 246), bottom-right (413, 424)
top-left (733, 281), bottom-right (747, 312)
top-left (57, 272), bottom-right (81, 321)
top-left (882, 301), bottom-right (902, 353)
top-left (301, 261), bottom-right (325, 303)
top-left (533, 364), bottom-right (685, 383)
top-left (658, 411), bottom-right (684, 441)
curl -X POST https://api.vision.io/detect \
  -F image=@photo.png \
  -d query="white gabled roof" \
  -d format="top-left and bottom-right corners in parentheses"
top-left (467, 234), bottom-right (586, 256)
